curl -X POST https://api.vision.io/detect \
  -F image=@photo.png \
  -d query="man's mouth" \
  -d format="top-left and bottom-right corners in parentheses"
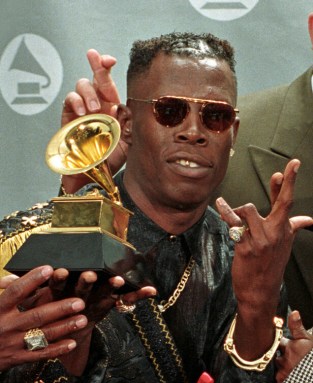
top-left (175, 159), bottom-right (201, 168)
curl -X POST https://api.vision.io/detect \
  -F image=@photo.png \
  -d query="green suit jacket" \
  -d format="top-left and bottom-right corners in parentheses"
top-left (215, 67), bottom-right (313, 328)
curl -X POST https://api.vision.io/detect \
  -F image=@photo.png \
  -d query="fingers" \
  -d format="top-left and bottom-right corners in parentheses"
top-left (74, 271), bottom-right (98, 300)
top-left (61, 49), bottom-right (120, 129)
top-left (61, 78), bottom-right (117, 126)
top-left (62, 81), bottom-right (101, 122)
top-left (121, 286), bottom-right (157, 305)
top-left (49, 268), bottom-right (69, 292)
top-left (270, 172), bottom-right (283, 207)
top-left (75, 78), bottom-right (101, 112)
top-left (215, 197), bottom-right (242, 227)
top-left (288, 310), bottom-right (311, 340)
top-left (290, 215), bottom-right (313, 231)
top-left (87, 49), bottom-right (120, 103)
top-left (269, 159), bottom-right (300, 223)
top-left (0, 339), bottom-right (78, 371)
top-left (225, 159), bottom-right (312, 243)
top-left (41, 314), bottom-right (88, 342)
top-left (63, 90), bottom-right (89, 115)
top-left (6, 298), bottom-right (86, 332)
top-left (86, 275), bottom-right (125, 304)
top-left (61, 91), bottom-right (88, 127)
top-left (0, 274), bottom-right (19, 289)
top-left (270, 160), bottom-right (312, 231)
top-left (0, 266), bottom-right (54, 310)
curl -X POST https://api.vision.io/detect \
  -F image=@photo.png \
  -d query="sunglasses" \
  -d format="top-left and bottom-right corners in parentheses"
top-left (127, 96), bottom-right (239, 133)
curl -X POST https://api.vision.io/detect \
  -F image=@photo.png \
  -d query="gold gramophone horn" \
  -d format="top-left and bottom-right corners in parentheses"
top-left (46, 114), bottom-right (121, 203)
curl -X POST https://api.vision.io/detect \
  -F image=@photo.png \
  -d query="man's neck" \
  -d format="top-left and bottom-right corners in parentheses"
top-left (123, 179), bottom-right (208, 235)
top-left (136, 200), bottom-right (206, 235)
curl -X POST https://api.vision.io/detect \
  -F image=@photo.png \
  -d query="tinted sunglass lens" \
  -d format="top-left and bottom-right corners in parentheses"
top-left (202, 104), bottom-right (235, 132)
top-left (154, 98), bottom-right (188, 127)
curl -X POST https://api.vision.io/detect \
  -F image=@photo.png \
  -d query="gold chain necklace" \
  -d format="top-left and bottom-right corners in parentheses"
top-left (157, 256), bottom-right (195, 313)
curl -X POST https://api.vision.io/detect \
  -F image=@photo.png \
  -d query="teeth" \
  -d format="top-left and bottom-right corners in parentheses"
top-left (176, 159), bottom-right (200, 168)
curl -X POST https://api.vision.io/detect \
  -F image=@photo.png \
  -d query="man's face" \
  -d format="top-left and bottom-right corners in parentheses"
top-left (123, 53), bottom-right (239, 212)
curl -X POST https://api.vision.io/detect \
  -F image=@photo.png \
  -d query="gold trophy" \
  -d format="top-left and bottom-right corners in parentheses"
top-left (5, 114), bottom-right (149, 292)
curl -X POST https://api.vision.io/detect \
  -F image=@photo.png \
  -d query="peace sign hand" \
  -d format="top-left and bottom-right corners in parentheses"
top-left (216, 159), bottom-right (313, 361)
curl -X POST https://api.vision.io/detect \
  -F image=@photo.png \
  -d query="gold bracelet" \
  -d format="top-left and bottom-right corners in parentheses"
top-left (224, 314), bottom-right (284, 371)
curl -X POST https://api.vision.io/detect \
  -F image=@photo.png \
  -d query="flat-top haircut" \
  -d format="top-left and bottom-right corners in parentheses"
top-left (127, 31), bottom-right (236, 86)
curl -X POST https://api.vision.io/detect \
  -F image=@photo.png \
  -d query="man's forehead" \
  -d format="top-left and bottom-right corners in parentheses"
top-left (129, 54), bottom-right (236, 102)
top-left (152, 54), bottom-right (233, 85)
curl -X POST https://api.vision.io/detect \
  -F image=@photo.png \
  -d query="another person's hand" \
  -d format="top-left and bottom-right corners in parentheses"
top-left (276, 310), bottom-right (313, 383)
top-left (60, 49), bottom-right (128, 194)
top-left (0, 266), bottom-right (87, 372)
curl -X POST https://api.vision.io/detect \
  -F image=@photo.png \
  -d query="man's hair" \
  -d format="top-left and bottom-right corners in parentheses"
top-left (127, 31), bottom-right (236, 86)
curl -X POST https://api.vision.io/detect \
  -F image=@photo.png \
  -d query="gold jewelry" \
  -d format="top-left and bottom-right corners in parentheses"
top-left (230, 148), bottom-right (235, 157)
top-left (24, 328), bottom-right (48, 351)
top-left (224, 314), bottom-right (284, 371)
top-left (116, 295), bottom-right (136, 313)
top-left (229, 225), bottom-right (247, 243)
top-left (158, 256), bottom-right (195, 313)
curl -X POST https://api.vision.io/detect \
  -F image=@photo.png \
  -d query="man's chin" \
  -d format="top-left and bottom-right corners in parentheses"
top-left (170, 194), bottom-right (210, 212)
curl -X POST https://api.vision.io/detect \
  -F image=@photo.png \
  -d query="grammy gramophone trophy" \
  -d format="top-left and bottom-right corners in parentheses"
top-left (5, 114), bottom-right (149, 292)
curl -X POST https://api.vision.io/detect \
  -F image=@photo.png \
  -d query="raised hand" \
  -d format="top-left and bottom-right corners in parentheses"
top-left (217, 159), bottom-right (312, 306)
top-left (216, 159), bottom-right (313, 360)
top-left (60, 49), bottom-right (128, 194)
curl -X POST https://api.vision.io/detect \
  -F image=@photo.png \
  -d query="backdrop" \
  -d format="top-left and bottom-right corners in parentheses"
top-left (0, 0), bottom-right (312, 218)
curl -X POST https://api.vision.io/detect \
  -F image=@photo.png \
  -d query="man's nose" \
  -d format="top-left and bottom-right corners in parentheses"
top-left (174, 108), bottom-right (208, 145)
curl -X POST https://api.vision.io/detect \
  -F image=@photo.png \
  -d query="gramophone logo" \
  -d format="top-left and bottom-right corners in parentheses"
top-left (189, 0), bottom-right (259, 21)
top-left (0, 34), bottom-right (63, 115)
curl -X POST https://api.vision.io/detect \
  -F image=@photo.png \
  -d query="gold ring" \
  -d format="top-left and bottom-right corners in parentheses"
top-left (115, 296), bottom-right (136, 314)
top-left (24, 328), bottom-right (48, 351)
top-left (229, 225), bottom-right (247, 243)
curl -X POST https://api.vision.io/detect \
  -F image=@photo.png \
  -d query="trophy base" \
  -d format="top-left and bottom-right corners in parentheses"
top-left (5, 232), bottom-right (151, 294)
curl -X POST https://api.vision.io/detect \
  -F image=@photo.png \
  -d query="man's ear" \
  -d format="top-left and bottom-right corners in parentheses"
top-left (231, 117), bottom-right (240, 146)
top-left (308, 13), bottom-right (313, 48)
top-left (117, 104), bottom-right (133, 144)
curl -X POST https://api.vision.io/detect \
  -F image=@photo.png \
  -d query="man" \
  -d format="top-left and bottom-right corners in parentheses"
top-left (58, 12), bottom-right (313, 381)
top-left (0, 32), bottom-right (311, 382)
